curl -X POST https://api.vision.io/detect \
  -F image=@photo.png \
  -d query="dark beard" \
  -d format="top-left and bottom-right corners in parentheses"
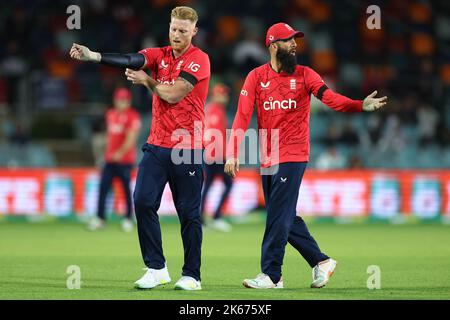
top-left (276, 48), bottom-right (297, 74)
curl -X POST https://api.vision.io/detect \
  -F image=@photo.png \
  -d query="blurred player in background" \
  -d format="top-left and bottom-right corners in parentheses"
top-left (225, 23), bottom-right (387, 289)
top-left (201, 83), bottom-right (233, 232)
top-left (87, 87), bottom-right (141, 233)
top-left (70, 6), bottom-right (209, 291)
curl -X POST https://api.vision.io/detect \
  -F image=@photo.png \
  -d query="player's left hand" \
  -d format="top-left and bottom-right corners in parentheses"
top-left (125, 68), bottom-right (150, 87)
top-left (224, 158), bottom-right (240, 178)
top-left (362, 90), bottom-right (388, 112)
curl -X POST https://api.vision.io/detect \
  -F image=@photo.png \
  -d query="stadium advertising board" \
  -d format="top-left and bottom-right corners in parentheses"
top-left (0, 169), bottom-right (448, 219)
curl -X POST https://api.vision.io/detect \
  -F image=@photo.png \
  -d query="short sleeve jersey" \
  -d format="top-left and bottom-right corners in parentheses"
top-left (105, 107), bottom-right (141, 164)
top-left (139, 45), bottom-right (211, 149)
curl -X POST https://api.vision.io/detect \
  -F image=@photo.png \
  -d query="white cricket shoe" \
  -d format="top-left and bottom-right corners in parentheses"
top-left (311, 258), bottom-right (337, 288)
top-left (134, 266), bottom-right (171, 289)
top-left (87, 217), bottom-right (105, 231)
top-left (210, 218), bottom-right (232, 232)
top-left (121, 218), bottom-right (133, 233)
top-left (243, 273), bottom-right (284, 289)
top-left (174, 276), bottom-right (202, 291)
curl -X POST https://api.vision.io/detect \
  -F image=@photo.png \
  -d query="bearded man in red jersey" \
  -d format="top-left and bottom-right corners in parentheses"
top-left (225, 23), bottom-right (387, 289)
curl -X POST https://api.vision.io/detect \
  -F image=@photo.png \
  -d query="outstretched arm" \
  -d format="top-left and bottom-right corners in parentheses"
top-left (69, 43), bottom-right (146, 70)
top-left (305, 67), bottom-right (387, 112)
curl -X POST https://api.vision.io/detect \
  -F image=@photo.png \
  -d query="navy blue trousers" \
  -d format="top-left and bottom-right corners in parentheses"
top-left (97, 162), bottom-right (133, 220)
top-left (200, 163), bottom-right (233, 221)
top-left (133, 144), bottom-right (204, 281)
top-left (261, 162), bottom-right (329, 284)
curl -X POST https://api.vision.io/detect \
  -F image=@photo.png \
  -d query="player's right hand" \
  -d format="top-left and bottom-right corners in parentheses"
top-left (224, 158), bottom-right (240, 178)
top-left (70, 43), bottom-right (95, 61)
top-left (125, 68), bottom-right (151, 86)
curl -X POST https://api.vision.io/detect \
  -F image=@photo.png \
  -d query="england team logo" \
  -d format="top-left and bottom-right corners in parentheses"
top-left (290, 79), bottom-right (296, 90)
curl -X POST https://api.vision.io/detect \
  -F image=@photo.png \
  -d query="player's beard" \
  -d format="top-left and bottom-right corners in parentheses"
top-left (276, 47), bottom-right (297, 74)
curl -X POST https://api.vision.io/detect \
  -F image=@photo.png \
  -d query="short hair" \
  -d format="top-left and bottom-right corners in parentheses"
top-left (171, 6), bottom-right (198, 24)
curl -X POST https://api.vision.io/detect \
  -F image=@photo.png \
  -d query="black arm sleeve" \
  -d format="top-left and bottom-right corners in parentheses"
top-left (99, 53), bottom-right (145, 70)
top-left (179, 71), bottom-right (198, 87)
top-left (316, 84), bottom-right (329, 101)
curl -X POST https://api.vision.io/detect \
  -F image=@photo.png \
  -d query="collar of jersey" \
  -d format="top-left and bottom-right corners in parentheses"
top-left (170, 44), bottom-right (194, 60)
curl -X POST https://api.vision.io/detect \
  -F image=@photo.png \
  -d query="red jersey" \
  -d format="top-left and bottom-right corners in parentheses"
top-left (204, 102), bottom-right (228, 162)
top-left (105, 108), bottom-right (142, 164)
top-left (139, 45), bottom-right (210, 149)
top-left (227, 64), bottom-right (363, 167)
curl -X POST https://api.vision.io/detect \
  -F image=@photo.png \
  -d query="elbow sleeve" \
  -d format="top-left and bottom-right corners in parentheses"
top-left (100, 53), bottom-right (145, 70)
top-left (316, 84), bottom-right (329, 101)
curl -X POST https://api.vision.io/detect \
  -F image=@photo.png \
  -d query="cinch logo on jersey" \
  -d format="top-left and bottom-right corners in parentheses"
top-left (263, 97), bottom-right (297, 110)
top-left (157, 79), bottom-right (175, 85)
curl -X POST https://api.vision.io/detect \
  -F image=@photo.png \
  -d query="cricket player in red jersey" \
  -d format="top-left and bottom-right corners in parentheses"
top-left (201, 83), bottom-right (234, 232)
top-left (87, 87), bottom-right (141, 233)
top-left (70, 6), bottom-right (210, 291)
top-left (225, 23), bottom-right (387, 289)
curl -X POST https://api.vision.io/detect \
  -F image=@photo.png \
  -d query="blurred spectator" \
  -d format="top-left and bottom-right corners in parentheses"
top-left (0, 41), bottom-right (27, 113)
top-left (321, 122), bottom-right (342, 146)
top-left (316, 146), bottom-right (346, 170)
top-left (378, 114), bottom-right (406, 153)
top-left (8, 123), bottom-right (30, 146)
top-left (91, 116), bottom-right (107, 167)
top-left (232, 34), bottom-right (269, 74)
top-left (348, 154), bottom-right (364, 169)
top-left (417, 104), bottom-right (439, 146)
top-left (366, 114), bottom-right (383, 147)
top-left (436, 120), bottom-right (450, 147)
top-left (340, 121), bottom-right (359, 146)
top-left (400, 93), bottom-right (418, 126)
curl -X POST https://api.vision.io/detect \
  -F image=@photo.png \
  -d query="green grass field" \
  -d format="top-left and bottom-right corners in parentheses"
top-left (1, 216), bottom-right (450, 300)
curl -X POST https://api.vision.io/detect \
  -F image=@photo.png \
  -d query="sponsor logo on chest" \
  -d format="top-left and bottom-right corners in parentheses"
top-left (259, 79), bottom-right (297, 90)
top-left (260, 81), bottom-right (270, 89)
top-left (157, 78), bottom-right (176, 85)
top-left (263, 97), bottom-right (297, 110)
top-left (157, 57), bottom-right (182, 84)
top-left (109, 123), bottom-right (124, 134)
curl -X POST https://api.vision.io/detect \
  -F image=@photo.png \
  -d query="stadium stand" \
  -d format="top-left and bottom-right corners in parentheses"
top-left (0, 0), bottom-right (448, 168)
